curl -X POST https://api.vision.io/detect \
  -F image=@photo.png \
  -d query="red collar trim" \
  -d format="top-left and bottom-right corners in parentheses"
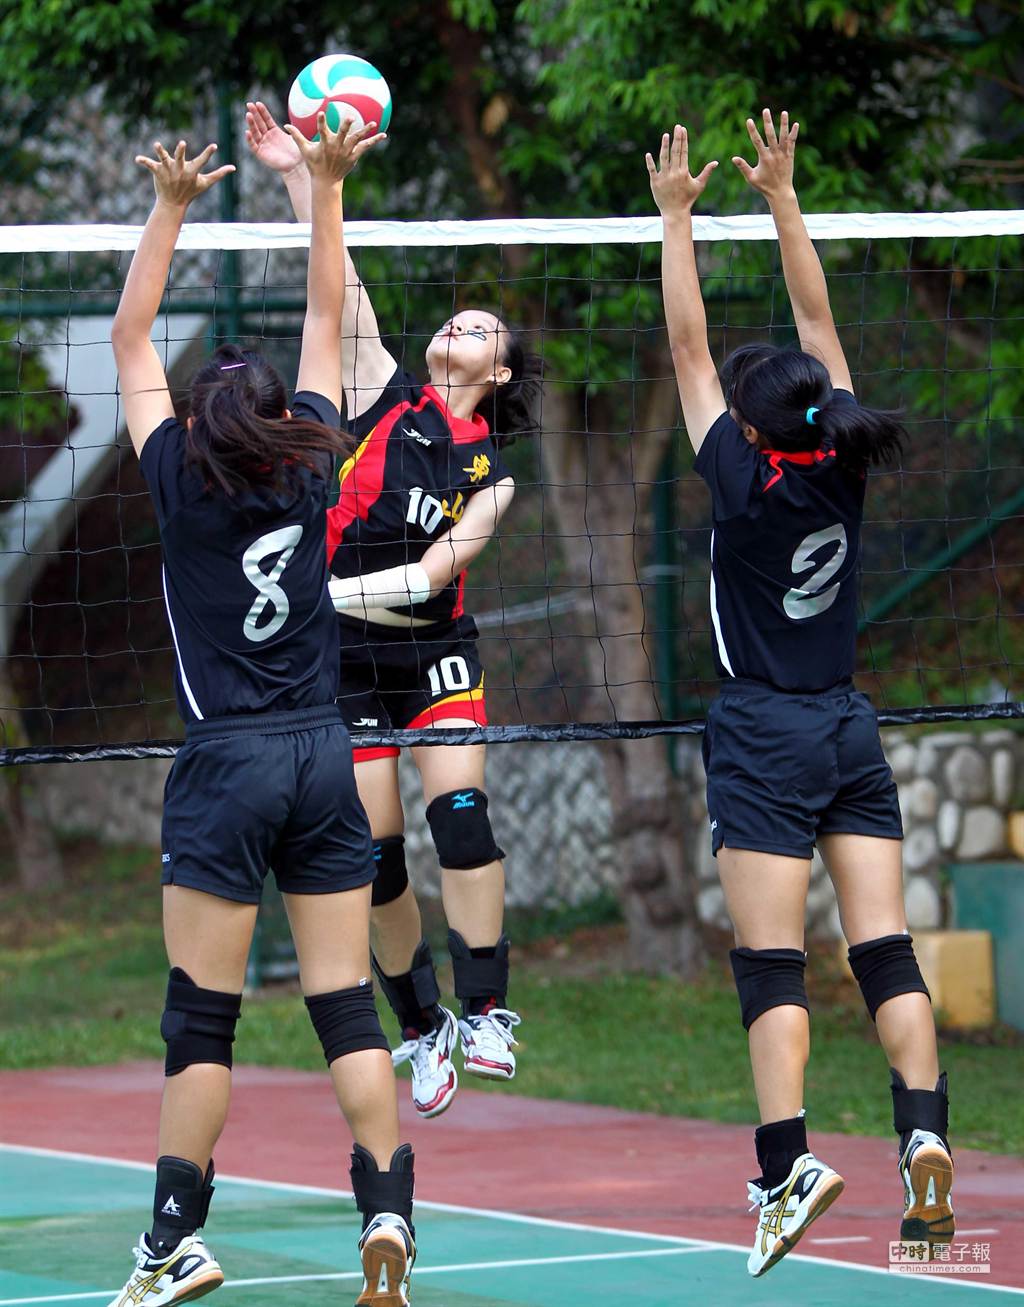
top-left (761, 446), bottom-right (835, 492)
top-left (423, 384), bottom-right (491, 445)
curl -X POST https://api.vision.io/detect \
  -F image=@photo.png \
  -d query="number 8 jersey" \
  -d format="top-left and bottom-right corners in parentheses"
top-left (140, 391), bottom-right (341, 724)
top-left (694, 389), bottom-right (865, 693)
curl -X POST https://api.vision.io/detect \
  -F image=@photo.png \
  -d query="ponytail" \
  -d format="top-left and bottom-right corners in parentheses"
top-left (723, 343), bottom-right (904, 474)
top-left (474, 322), bottom-right (544, 447)
top-left (186, 345), bottom-right (354, 496)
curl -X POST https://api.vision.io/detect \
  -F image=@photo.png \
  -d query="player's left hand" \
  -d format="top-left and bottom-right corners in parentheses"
top-left (283, 112), bottom-right (386, 184)
top-left (647, 124), bottom-right (718, 215)
top-left (732, 108), bottom-right (800, 201)
top-left (135, 141), bottom-right (235, 207)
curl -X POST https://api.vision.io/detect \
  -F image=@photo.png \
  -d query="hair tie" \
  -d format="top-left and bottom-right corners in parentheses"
top-left (220, 362), bottom-right (246, 371)
top-left (805, 406), bottom-right (820, 425)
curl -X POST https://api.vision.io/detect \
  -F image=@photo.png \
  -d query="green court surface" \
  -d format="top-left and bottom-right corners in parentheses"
top-left (0, 1147), bottom-right (1016, 1307)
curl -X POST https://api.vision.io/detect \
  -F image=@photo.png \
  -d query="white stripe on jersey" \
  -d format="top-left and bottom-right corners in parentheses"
top-left (162, 565), bottom-right (204, 721)
top-left (709, 530), bottom-right (736, 678)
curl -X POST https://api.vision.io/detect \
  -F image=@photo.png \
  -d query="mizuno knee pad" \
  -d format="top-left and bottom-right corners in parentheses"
top-left (370, 835), bottom-right (409, 907)
top-left (426, 788), bottom-right (505, 870)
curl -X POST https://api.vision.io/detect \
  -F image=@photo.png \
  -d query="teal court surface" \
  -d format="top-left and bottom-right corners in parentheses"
top-left (2, 1143), bottom-right (1020, 1307)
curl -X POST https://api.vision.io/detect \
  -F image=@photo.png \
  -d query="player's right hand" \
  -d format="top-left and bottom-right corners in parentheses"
top-left (732, 108), bottom-right (800, 201)
top-left (136, 140), bottom-right (234, 207)
top-left (245, 100), bottom-right (304, 175)
top-left (284, 112), bottom-right (386, 184)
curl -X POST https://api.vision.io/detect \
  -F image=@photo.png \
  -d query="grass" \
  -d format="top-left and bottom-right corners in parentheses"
top-left (1, 838), bottom-right (1022, 1155)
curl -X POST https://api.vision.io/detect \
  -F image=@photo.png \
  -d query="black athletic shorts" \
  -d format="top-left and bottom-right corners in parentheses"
top-left (702, 678), bottom-right (903, 860)
top-left (336, 614), bottom-right (487, 762)
top-left (161, 705), bottom-right (375, 904)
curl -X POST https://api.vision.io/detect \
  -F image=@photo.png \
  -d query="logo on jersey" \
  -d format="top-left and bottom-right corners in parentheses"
top-left (352, 717), bottom-right (379, 727)
top-left (402, 422), bottom-right (432, 446)
top-left (464, 453), bottom-right (491, 484)
top-left (161, 852), bottom-right (171, 864)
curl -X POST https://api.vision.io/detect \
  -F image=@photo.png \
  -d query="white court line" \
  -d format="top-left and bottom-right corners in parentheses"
top-left (2, 1143), bottom-right (1022, 1297)
top-left (959, 1230), bottom-right (1001, 1236)
top-left (0, 1247), bottom-right (709, 1305)
top-left (811, 1236), bottom-right (873, 1245)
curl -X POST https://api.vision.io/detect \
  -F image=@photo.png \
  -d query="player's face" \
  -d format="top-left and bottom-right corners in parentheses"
top-left (426, 310), bottom-right (511, 387)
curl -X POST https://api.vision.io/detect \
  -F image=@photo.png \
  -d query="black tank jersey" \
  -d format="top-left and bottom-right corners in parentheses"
top-left (327, 368), bottom-right (511, 624)
top-left (694, 389), bottom-right (865, 693)
top-left (139, 392), bottom-right (340, 724)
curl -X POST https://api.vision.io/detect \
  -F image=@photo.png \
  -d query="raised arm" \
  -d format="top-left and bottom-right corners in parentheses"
top-left (646, 125), bottom-right (725, 454)
top-left (245, 100), bottom-right (397, 416)
top-left (733, 109), bottom-right (853, 393)
top-left (329, 478), bottom-right (515, 614)
top-left (111, 141), bottom-right (234, 455)
top-left (283, 112), bottom-right (385, 409)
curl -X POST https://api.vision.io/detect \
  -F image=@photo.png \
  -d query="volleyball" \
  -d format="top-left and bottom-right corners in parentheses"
top-left (287, 54), bottom-right (392, 140)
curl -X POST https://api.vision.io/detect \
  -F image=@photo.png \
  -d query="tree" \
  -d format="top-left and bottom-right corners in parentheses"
top-left (1, 0), bottom-right (1020, 963)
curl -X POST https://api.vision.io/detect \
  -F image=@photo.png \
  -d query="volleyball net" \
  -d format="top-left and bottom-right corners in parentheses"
top-left (1, 212), bottom-right (1022, 765)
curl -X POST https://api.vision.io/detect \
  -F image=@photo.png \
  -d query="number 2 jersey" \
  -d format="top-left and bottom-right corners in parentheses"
top-left (326, 367), bottom-right (512, 624)
top-left (139, 391), bottom-right (341, 724)
top-left (694, 389), bottom-right (865, 693)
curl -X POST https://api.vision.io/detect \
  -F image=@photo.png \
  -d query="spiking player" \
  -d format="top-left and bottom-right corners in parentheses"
top-left (108, 116), bottom-right (417, 1306)
top-left (648, 109), bottom-right (954, 1274)
top-left (247, 100), bottom-right (542, 1120)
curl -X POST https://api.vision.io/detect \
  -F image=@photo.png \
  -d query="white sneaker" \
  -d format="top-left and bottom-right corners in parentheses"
top-left (458, 1007), bottom-right (521, 1080)
top-left (391, 1007), bottom-right (458, 1118)
top-left (746, 1152), bottom-right (845, 1277)
top-left (106, 1232), bottom-right (223, 1305)
top-left (899, 1129), bottom-right (954, 1243)
top-left (357, 1212), bottom-right (416, 1306)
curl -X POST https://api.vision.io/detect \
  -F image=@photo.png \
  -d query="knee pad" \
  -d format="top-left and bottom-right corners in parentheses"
top-left (371, 835), bottom-right (409, 907)
top-left (449, 929), bottom-right (510, 1004)
top-left (160, 968), bottom-right (242, 1077)
top-left (305, 979), bottom-right (390, 1065)
top-left (848, 933), bottom-right (930, 1021)
top-left (372, 937), bottom-right (441, 1016)
top-left (729, 947), bottom-right (809, 1031)
top-left (426, 788), bottom-right (505, 871)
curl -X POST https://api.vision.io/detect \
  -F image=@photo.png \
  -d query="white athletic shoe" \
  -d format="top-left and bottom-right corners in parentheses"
top-left (746, 1152), bottom-right (845, 1277)
top-left (391, 1006), bottom-right (459, 1118)
top-left (899, 1129), bottom-right (955, 1244)
top-left (458, 1007), bottom-right (521, 1080)
top-left (357, 1212), bottom-right (416, 1306)
top-left (106, 1232), bottom-right (223, 1305)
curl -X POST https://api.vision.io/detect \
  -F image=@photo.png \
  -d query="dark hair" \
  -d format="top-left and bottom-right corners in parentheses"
top-left (186, 345), bottom-right (354, 495)
top-left (474, 321), bottom-right (544, 447)
top-left (720, 344), bottom-right (904, 474)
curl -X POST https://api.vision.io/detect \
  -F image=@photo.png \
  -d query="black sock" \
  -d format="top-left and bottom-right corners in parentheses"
top-left (755, 1114), bottom-right (808, 1189)
top-left (380, 969), bottom-right (442, 1037)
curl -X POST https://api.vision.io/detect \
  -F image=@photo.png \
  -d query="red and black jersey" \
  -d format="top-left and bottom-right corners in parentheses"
top-left (326, 367), bottom-right (512, 625)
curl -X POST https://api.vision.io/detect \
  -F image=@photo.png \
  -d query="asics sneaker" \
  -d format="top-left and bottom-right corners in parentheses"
top-left (391, 1006), bottom-right (459, 1118)
top-left (899, 1129), bottom-right (954, 1244)
top-left (106, 1232), bottom-right (223, 1305)
top-left (458, 1007), bottom-right (521, 1080)
top-left (357, 1212), bottom-right (416, 1306)
top-left (746, 1152), bottom-right (845, 1277)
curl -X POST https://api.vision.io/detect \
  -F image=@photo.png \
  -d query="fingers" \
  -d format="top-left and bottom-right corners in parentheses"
top-left (253, 100), bottom-right (277, 130)
top-left (745, 116), bottom-right (767, 155)
top-left (135, 155), bottom-right (160, 174)
top-left (670, 124), bottom-right (686, 171)
top-left (199, 164), bottom-right (237, 189)
top-left (659, 131), bottom-right (670, 172)
top-left (790, 121), bottom-right (800, 146)
top-left (644, 151), bottom-right (657, 178)
top-left (352, 131), bottom-right (387, 158)
top-left (349, 119), bottom-right (381, 145)
top-left (762, 107), bottom-right (778, 147)
top-left (282, 123), bottom-right (312, 156)
top-left (154, 141), bottom-right (172, 164)
top-left (696, 160), bottom-right (719, 186)
top-left (193, 143), bottom-right (218, 169)
top-left (731, 155), bottom-right (754, 182)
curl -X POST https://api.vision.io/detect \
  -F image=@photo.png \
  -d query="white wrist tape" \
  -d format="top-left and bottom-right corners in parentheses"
top-left (329, 562), bottom-right (432, 613)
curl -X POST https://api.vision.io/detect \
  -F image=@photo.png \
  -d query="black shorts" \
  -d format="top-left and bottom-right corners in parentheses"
top-left (702, 679), bottom-right (903, 860)
top-left (336, 614), bottom-right (487, 762)
top-left (161, 706), bottom-right (374, 904)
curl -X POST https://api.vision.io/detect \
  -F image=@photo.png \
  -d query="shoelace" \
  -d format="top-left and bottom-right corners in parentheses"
top-left (746, 1181), bottom-right (766, 1214)
top-left (392, 1019), bottom-right (449, 1073)
top-left (462, 1008), bottom-right (521, 1048)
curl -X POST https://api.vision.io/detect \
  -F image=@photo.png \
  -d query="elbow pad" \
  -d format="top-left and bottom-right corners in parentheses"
top-left (329, 562), bottom-right (431, 612)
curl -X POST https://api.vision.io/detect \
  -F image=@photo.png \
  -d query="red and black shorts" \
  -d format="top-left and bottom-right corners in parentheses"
top-left (336, 614), bottom-right (488, 763)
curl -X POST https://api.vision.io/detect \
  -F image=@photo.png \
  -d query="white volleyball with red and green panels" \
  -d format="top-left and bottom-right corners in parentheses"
top-left (288, 54), bottom-right (392, 140)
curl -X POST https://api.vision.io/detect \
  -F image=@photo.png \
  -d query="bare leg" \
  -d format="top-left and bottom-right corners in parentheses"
top-left (159, 886), bottom-right (258, 1168)
top-left (284, 884), bottom-right (400, 1168)
top-left (412, 732), bottom-right (505, 946)
top-left (357, 755), bottom-right (425, 975)
top-left (820, 832), bottom-right (939, 1088)
top-left (717, 847), bottom-right (811, 1124)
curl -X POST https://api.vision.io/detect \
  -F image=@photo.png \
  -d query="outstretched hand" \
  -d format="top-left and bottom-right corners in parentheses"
top-left (282, 112), bottom-right (385, 184)
top-left (732, 109), bottom-right (799, 200)
top-left (135, 141), bottom-right (234, 207)
top-left (245, 100), bottom-right (303, 175)
top-left (646, 125), bottom-right (718, 216)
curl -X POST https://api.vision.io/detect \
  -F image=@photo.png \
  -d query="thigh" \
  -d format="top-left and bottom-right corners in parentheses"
top-left (354, 753), bottom-right (405, 837)
top-left (717, 847), bottom-right (811, 950)
top-left (163, 885), bottom-right (258, 992)
top-left (283, 884), bottom-right (374, 995)
top-left (412, 736), bottom-right (487, 804)
top-left (162, 737), bottom-right (288, 903)
top-left (274, 724), bottom-right (375, 896)
top-left (819, 832), bottom-right (907, 945)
